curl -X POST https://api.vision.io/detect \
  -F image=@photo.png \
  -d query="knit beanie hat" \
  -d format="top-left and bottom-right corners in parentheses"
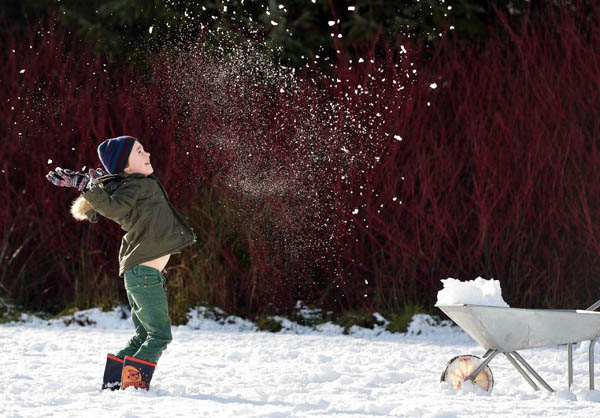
top-left (97, 136), bottom-right (136, 174)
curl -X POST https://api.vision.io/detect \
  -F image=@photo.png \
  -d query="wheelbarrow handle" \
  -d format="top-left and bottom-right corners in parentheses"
top-left (586, 299), bottom-right (600, 311)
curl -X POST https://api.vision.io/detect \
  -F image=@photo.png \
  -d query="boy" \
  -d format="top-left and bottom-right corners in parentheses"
top-left (46, 136), bottom-right (196, 391)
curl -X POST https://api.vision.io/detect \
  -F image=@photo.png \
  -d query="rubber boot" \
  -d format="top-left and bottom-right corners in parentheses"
top-left (121, 356), bottom-right (156, 391)
top-left (102, 354), bottom-right (124, 391)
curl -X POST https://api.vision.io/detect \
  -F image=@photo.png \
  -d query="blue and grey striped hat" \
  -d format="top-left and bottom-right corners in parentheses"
top-left (97, 136), bottom-right (136, 174)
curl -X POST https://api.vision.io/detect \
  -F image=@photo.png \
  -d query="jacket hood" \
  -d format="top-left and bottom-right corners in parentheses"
top-left (71, 195), bottom-right (95, 221)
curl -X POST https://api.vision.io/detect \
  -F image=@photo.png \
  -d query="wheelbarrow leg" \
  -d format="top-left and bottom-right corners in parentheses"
top-left (466, 350), bottom-right (498, 383)
top-left (512, 351), bottom-right (553, 392)
top-left (568, 343), bottom-right (573, 391)
top-left (590, 337), bottom-right (598, 390)
top-left (503, 352), bottom-right (539, 391)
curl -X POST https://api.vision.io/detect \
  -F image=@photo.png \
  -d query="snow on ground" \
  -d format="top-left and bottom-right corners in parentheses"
top-left (2, 308), bottom-right (600, 418)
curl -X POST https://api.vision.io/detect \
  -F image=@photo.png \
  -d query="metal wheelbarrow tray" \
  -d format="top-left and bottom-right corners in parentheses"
top-left (437, 302), bottom-right (600, 392)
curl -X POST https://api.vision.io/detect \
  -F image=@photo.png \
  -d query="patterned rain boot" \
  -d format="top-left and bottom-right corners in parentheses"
top-left (102, 354), bottom-right (124, 391)
top-left (121, 356), bottom-right (156, 391)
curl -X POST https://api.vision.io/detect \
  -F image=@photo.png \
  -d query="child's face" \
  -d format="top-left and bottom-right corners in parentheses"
top-left (124, 140), bottom-right (153, 176)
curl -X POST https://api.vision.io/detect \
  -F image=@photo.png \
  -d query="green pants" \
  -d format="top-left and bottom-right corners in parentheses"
top-left (116, 264), bottom-right (172, 364)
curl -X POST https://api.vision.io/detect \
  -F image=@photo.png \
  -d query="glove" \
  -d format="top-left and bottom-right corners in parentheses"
top-left (46, 167), bottom-right (90, 191)
top-left (87, 167), bottom-right (106, 186)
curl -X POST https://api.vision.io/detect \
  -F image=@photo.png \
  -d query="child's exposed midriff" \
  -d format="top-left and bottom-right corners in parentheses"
top-left (140, 254), bottom-right (171, 273)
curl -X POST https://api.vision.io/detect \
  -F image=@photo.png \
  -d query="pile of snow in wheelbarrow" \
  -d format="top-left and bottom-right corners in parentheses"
top-left (436, 277), bottom-right (510, 308)
top-left (1, 278), bottom-right (600, 418)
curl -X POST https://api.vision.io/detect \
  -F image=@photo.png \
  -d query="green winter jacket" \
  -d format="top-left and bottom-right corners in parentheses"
top-left (74, 172), bottom-right (196, 276)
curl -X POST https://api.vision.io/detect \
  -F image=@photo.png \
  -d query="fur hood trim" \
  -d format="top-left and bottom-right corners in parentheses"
top-left (71, 195), bottom-right (94, 221)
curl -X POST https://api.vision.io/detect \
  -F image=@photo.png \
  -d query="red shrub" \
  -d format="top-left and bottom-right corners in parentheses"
top-left (2, 2), bottom-right (599, 315)
top-left (333, 2), bottom-right (600, 309)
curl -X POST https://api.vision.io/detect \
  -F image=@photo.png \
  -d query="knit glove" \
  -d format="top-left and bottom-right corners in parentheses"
top-left (46, 167), bottom-right (91, 191)
top-left (87, 167), bottom-right (106, 188)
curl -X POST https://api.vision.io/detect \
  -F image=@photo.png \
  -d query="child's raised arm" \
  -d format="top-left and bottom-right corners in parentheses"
top-left (80, 180), bottom-right (141, 222)
top-left (47, 166), bottom-right (138, 222)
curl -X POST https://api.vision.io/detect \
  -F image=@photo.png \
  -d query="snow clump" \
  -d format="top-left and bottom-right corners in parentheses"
top-left (435, 277), bottom-right (510, 307)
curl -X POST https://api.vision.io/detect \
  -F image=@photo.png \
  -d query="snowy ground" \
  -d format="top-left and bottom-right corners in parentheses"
top-left (2, 309), bottom-right (600, 418)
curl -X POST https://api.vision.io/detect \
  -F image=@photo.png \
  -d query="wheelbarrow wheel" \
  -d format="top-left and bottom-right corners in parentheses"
top-left (440, 355), bottom-right (494, 392)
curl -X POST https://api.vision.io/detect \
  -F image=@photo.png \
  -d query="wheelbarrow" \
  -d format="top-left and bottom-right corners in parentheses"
top-left (437, 299), bottom-right (600, 393)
